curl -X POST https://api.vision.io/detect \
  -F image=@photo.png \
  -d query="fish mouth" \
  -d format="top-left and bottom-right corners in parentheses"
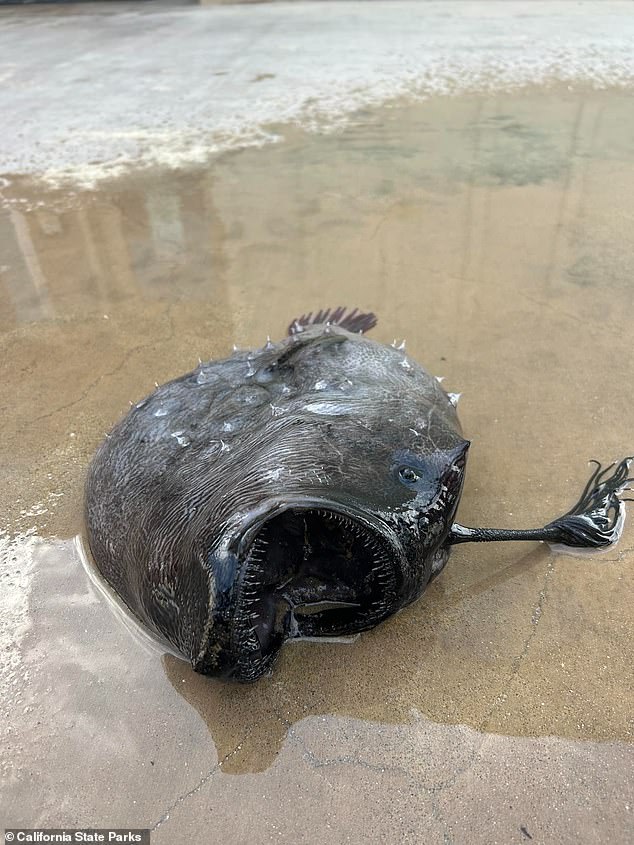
top-left (228, 502), bottom-right (404, 681)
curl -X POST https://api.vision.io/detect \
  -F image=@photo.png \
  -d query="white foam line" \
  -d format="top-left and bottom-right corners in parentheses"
top-left (1, 1), bottom-right (634, 187)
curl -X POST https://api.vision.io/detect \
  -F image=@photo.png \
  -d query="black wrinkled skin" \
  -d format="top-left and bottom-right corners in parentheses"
top-left (85, 314), bottom-right (469, 681)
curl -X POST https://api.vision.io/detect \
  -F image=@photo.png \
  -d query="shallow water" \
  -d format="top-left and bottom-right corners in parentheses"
top-left (2, 88), bottom-right (633, 842)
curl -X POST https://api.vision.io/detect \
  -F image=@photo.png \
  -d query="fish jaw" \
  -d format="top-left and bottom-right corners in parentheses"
top-left (193, 438), bottom-right (471, 682)
top-left (194, 497), bottom-right (409, 682)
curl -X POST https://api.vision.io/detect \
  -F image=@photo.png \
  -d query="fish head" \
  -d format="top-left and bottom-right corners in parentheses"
top-left (197, 404), bottom-right (469, 682)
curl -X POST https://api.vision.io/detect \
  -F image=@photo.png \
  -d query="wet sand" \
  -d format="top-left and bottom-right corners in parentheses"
top-left (2, 88), bottom-right (633, 842)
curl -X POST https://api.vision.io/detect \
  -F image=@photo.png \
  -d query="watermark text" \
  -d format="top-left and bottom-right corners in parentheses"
top-left (5, 831), bottom-right (149, 844)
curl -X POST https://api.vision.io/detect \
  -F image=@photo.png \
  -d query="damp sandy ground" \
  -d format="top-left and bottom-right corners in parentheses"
top-left (1, 4), bottom-right (634, 845)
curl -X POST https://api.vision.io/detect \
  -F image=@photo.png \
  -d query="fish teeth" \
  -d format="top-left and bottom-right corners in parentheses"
top-left (448, 392), bottom-right (461, 407)
top-left (435, 376), bottom-right (445, 383)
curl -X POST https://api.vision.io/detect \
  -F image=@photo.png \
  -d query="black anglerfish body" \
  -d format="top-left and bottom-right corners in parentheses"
top-left (85, 308), bottom-right (632, 681)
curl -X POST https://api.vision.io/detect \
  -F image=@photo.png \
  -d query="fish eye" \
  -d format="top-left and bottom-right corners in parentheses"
top-left (399, 466), bottom-right (421, 485)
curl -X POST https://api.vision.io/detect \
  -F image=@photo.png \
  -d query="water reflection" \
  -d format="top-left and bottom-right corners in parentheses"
top-left (0, 208), bottom-right (54, 323)
top-left (1, 90), bottom-right (633, 335)
top-left (0, 171), bottom-right (230, 328)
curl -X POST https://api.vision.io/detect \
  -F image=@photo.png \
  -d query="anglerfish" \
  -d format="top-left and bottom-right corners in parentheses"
top-left (85, 308), bottom-right (632, 681)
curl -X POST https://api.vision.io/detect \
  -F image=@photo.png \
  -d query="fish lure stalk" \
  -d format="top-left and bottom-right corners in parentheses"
top-left (448, 457), bottom-right (634, 550)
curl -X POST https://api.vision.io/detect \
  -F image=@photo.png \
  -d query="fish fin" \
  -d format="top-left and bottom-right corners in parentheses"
top-left (287, 307), bottom-right (378, 336)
